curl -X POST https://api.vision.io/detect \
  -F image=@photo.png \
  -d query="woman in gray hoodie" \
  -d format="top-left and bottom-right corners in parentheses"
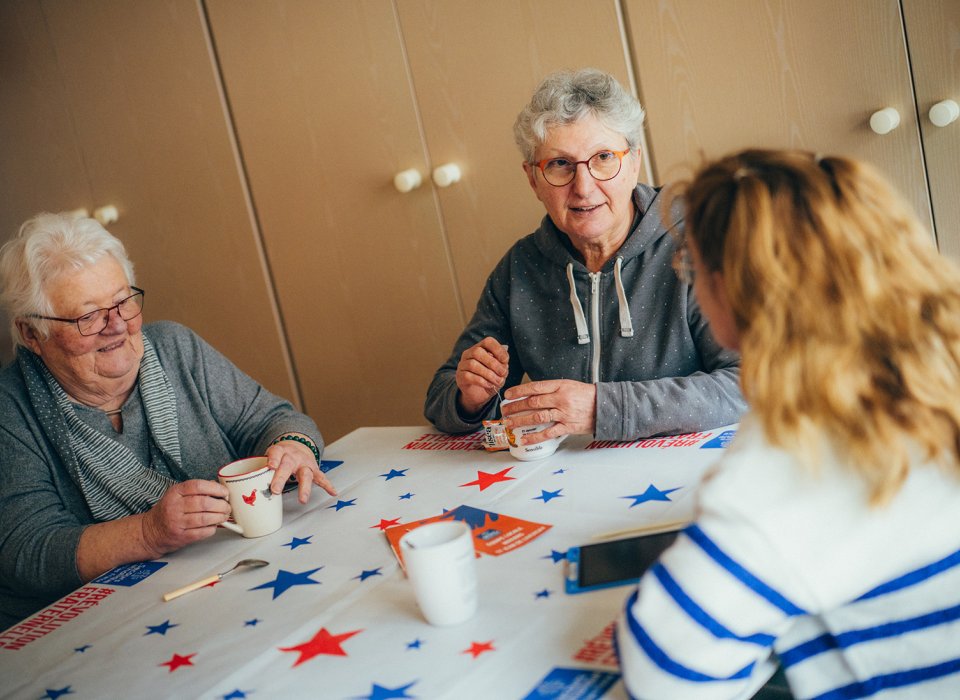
top-left (424, 68), bottom-right (745, 443)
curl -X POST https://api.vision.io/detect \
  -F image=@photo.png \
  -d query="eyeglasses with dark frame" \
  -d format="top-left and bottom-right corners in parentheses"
top-left (28, 287), bottom-right (145, 336)
top-left (534, 148), bottom-right (632, 187)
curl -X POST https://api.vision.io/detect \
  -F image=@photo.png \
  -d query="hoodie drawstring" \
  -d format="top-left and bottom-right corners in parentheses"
top-left (614, 256), bottom-right (634, 337)
top-left (566, 262), bottom-right (590, 344)
top-left (566, 259), bottom-right (635, 344)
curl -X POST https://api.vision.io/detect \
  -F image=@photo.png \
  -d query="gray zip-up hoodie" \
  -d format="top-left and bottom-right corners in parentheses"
top-left (424, 184), bottom-right (746, 440)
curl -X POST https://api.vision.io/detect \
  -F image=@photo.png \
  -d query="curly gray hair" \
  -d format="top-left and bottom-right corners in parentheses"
top-left (513, 68), bottom-right (645, 163)
top-left (0, 212), bottom-right (135, 345)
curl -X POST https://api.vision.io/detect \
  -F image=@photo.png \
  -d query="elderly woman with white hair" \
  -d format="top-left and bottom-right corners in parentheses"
top-left (425, 68), bottom-right (745, 444)
top-left (0, 213), bottom-right (335, 629)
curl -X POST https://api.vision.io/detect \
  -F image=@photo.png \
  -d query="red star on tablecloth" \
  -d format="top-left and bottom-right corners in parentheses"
top-left (160, 652), bottom-right (196, 672)
top-left (371, 517), bottom-right (402, 531)
top-left (279, 627), bottom-right (363, 667)
top-left (462, 640), bottom-right (495, 658)
top-left (460, 468), bottom-right (515, 491)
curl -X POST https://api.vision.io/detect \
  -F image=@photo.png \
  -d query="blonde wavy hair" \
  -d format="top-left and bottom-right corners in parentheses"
top-left (678, 149), bottom-right (960, 504)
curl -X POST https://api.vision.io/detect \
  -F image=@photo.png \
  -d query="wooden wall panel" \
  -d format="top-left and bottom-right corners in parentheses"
top-left (32, 0), bottom-right (298, 401)
top-left (903, 0), bottom-right (960, 260)
top-left (624, 0), bottom-right (934, 237)
top-left (206, 0), bottom-right (466, 440)
top-left (396, 0), bottom-right (643, 314)
top-left (0, 1), bottom-right (93, 365)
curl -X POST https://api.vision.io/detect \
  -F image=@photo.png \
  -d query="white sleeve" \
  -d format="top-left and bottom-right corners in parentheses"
top-left (616, 522), bottom-right (799, 699)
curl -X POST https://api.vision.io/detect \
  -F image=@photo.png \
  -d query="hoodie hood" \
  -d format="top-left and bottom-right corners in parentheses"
top-left (532, 183), bottom-right (686, 346)
top-left (532, 183), bottom-right (683, 273)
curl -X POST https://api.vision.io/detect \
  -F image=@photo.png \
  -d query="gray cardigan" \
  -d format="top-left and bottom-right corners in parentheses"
top-left (424, 184), bottom-right (746, 439)
top-left (0, 321), bottom-right (322, 630)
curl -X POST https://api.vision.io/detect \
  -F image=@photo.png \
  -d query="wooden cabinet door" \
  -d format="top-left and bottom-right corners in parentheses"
top-left (0, 1), bottom-right (93, 363)
top-left (0, 0), bottom-right (297, 400)
top-left (208, 0), bottom-right (646, 439)
top-left (623, 0), bottom-right (934, 237)
top-left (396, 0), bottom-right (643, 312)
top-left (903, 0), bottom-right (960, 261)
top-left (206, 0), bottom-right (467, 440)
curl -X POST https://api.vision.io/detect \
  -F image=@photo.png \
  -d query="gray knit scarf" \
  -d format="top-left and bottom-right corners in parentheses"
top-left (18, 333), bottom-right (183, 521)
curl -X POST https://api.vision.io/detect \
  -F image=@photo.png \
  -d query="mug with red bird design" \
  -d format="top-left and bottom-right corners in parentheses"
top-left (217, 456), bottom-right (283, 538)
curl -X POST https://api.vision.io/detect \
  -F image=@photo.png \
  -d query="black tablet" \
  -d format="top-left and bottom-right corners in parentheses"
top-left (565, 529), bottom-right (680, 594)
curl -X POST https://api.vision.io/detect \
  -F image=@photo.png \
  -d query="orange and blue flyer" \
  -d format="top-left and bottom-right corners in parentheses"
top-left (384, 505), bottom-right (551, 566)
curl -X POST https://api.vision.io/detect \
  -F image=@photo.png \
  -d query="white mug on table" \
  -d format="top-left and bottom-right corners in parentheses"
top-left (217, 456), bottom-right (283, 538)
top-left (400, 520), bottom-right (478, 626)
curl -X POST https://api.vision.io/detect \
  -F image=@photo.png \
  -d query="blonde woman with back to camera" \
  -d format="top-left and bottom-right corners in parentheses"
top-left (616, 149), bottom-right (960, 697)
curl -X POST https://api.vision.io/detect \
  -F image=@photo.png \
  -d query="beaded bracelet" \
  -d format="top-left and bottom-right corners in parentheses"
top-left (270, 434), bottom-right (320, 464)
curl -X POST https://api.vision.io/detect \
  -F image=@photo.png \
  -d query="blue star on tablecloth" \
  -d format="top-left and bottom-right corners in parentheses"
top-left (319, 459), bottom-right (344, 473)
top-left (250, 567), bottom-right (323, 599)
top-left (74, 644), bottom-right (91, 653)
top-left (329, 498), bottom-right (357, 511)
top-left (42, 687), bottom-right (73, 699)
top-left (354, 567), bottom-right (383, 582)
top-left (441, 505), bottom-right (499, 530)
top-left (223, 690), bottom-right (252, 699)
top-left (284, 535), bottom-right (313, 550)
top-left (145, 620), bottom-right (178, 636)
top-left (406, 639), bottom-right (424, 650)
top-left (622, 484), bottom-right (680, 507)
top-left (380, 468), bottom-right (408, 480)
top-left (534, 589), bottom-right (553, 599)
top-left (533, 488), bottom-right (563, 503)
top-left (244, 618), bottom-right (261, 627)
top-left (544, 550), bottom-right (568, 563)
top-left (357, 681), bottom-right (418, 699)
top-left (399, 492), bottom-right (414, 500)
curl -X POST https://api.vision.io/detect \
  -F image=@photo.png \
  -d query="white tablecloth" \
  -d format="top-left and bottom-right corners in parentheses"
top-left (0, 425), bottom-right (735, 699)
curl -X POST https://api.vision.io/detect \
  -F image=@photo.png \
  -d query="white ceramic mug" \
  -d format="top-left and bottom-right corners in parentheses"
top-left (501, 396), bottom-right (566, 461)
top-left (400, 520), bottom-right (478, 626)
top-left (217, 456), bottom-right (282, 538)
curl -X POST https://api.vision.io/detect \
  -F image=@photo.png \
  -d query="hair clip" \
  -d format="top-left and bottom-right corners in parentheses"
top-left (733, 168), bottom-right (751, 182)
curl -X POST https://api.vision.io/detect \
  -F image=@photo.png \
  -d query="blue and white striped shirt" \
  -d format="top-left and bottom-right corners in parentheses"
top-left (617, 415), bottom-right (960, 699)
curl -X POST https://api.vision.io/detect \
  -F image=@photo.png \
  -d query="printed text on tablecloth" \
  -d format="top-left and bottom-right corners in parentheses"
top-left (0, 586), bottom-right (115, 651)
